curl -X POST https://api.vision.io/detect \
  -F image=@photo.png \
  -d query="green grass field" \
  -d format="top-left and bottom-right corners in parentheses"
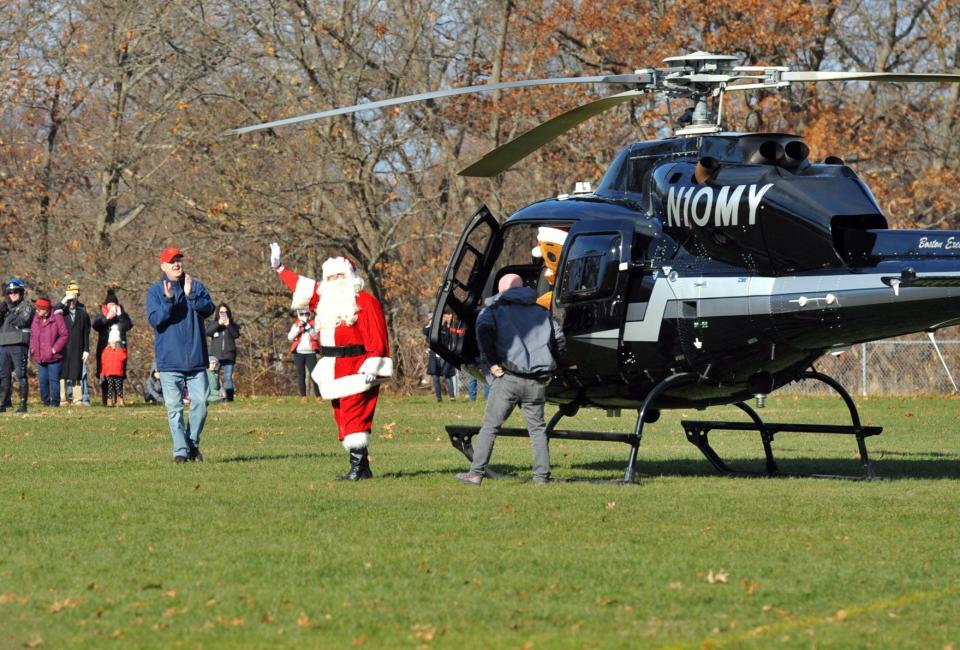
top-left (2, 394), bottom-right (960, 648)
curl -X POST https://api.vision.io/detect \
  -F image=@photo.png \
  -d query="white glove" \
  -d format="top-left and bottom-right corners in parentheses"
top-left (82, 351), bottom-right (89, 362)
top-left (363, 373), bottom-right (377, 384)
top-left (269, 242), bottom-right (282, 269)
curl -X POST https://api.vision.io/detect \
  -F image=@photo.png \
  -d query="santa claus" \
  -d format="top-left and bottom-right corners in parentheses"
top-left (269, 242), bottom-right (392, 480)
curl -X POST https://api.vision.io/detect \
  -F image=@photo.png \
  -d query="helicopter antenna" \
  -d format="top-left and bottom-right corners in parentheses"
top-left (227, 51), bottom-right (960, 177)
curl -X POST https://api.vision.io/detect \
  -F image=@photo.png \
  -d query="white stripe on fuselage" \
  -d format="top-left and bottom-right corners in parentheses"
top-left (620, 270), bottom-right (960, 342)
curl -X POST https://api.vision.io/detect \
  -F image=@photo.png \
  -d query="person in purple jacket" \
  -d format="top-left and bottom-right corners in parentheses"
top-left (29, 296), bottom-right (69, 407)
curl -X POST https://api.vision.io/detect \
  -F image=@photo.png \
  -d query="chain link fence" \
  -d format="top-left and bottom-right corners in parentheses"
top-left (780, 333), bottom-right (960, 396)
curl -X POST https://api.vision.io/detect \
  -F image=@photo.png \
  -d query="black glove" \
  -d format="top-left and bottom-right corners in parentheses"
top-left (0, 301), bottom-right (8, 320)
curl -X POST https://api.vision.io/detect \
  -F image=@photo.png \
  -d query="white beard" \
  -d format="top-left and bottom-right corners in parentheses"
top-left (316, 278), bottom-right (360, 329)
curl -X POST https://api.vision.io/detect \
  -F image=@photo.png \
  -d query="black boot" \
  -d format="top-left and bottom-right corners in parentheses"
top-left (226, 388), bottom-right (234, 402)
top-left (337, 448), bottom-right (373, 481)
top-left (16, 384), bottom-right (27, 413)
top-left (358, 447), bottom-right (373, 479)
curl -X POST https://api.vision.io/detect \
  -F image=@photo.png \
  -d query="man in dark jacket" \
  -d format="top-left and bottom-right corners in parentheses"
top-left (0, 278), bottom-right (35, 413)
top-left (92, 288), bottom-right (134, 405)
top-left (58, 284), bottom-right (91, 406)
top-left (147, 247), bottom-right (215, 463)
top-left (456, 273), bottom-right (564, 486)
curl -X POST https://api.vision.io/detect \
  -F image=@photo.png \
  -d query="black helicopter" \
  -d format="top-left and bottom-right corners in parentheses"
top-left (231, 52), bottom-right (960, 482)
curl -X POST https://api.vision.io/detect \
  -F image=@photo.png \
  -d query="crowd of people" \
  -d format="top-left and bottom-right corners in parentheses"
top-left (0, 258), bottom-right (241, 414)
top-left (1, 280), bottom-right (139, 411)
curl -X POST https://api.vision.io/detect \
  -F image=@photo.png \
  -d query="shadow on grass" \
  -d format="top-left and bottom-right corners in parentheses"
top-left (218, 452), bottom-right (334, 463)
top-left (570, 456), bottom-right (960, 480)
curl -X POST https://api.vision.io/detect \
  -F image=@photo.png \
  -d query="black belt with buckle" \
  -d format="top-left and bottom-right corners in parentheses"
top-left (320, 345), bottom-right (366, 358)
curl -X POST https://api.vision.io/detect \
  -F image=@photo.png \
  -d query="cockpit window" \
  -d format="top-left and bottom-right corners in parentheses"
top-left (559, 233), bottom-right (621, 300)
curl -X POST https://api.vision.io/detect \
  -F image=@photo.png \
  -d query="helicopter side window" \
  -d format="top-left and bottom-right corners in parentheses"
top-left (558, 233), bottom-right (621, 301)
top-left (450, 224), bottom-right (493, 303)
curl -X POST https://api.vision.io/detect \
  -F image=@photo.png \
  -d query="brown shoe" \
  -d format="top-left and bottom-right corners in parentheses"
top-left (173, 456), bottom-right (187, 464)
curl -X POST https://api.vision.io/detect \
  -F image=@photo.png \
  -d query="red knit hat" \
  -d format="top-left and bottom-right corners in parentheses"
top-left (35, 297), bottom-right (51, 310)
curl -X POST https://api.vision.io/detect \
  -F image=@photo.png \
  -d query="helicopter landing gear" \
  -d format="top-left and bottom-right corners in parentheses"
top-left (680, 370), bottom-right (882, 479)
top-left (622, 372), bottom-right (700, 484)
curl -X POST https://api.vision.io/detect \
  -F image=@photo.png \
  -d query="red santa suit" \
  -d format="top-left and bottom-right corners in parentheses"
top-left (276, 258), bottom-right (392, 451)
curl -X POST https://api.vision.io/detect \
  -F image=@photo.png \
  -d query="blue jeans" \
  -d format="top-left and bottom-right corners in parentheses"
top-left (468, 377), bottom-right (490, 401)
top-left (432, 375), bottom-right (455, 401)
top-left (221, 362), bottom-right (235, 391)
top-left (66, 363), bottom-right (90, 404)
top-left (37, 361), bottom-right (63, 406)
top-left (159, 370), bottom-right (209, 458)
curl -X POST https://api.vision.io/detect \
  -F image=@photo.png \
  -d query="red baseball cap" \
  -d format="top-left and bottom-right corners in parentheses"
top-left (160, 247), bottom-right (183, 264)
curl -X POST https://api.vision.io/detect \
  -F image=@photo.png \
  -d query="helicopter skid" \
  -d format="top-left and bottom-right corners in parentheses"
top-left (680, 418), bottom-right (882, 479)
top-left (446, 425), bottom-right (639, 479)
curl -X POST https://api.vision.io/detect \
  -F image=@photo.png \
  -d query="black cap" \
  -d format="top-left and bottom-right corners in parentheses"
top-left (104, 289), bottom-right (119, 305)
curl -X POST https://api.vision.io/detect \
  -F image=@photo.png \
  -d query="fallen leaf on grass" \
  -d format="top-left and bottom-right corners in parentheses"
top-left (352, 633), bottom-right (367, 646)
top-left (738, 579), bottom-right (759, 595)
top-left (261, 612), bottom-right (273, 624)
top-left (382, 422), bottom-right (396, 432)
top-left (49, 598), bottom-right (84, 613)
top-left (706, 569), bottom-right (728, 584)
top-left (205, 598), bottom-right (217, 607)
top-left (412, 624), bottom-right (437, 641)
top-left (163, 590), bottom-right (177, 599)
top-left (217, 615), bottom-right (245, 626)
top-left (831, 609), bottom-right (848, 622)
top-left (24, 638), bottom-right (43, 648)
top-left (0, 593), bottom-right (28, 605)
top-left (297, 614), bottom-right (310, 628)
top-left (605, 501), bottom-right (617, 510)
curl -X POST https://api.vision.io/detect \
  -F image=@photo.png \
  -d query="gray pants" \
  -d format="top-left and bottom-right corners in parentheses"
top-left (470, 374), bottom-right (550, 481)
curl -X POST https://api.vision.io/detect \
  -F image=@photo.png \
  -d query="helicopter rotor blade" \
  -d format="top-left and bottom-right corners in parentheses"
top-left (783, 71), bottom-right (960, 84)
top-left (225, 75), bottom-right (627, 136)
top-left (458, 90), bottom-right (645, 177)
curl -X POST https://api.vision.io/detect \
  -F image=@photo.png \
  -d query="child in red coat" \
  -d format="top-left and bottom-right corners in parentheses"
top-left (100, 326), bottom-right (128, 406)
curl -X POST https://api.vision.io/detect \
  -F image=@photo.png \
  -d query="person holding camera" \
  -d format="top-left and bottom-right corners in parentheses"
top-left (287, 308), bottom-right (320, 401)
top-left (206, 303), bottom-right (241, 401)
top-left (92, 289), bottom-right (133, 405)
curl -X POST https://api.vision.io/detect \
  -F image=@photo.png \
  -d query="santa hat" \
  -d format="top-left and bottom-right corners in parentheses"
top-left (107, 325), bottom-right (121, 343)
top-left (321, 256), bottom-right (358, 280)
top-left (531, 226), bottom-right (569, 258)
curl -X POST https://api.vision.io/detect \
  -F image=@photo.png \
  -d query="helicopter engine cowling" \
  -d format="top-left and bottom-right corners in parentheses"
top-left (652, 134), bottom-right (885, 274)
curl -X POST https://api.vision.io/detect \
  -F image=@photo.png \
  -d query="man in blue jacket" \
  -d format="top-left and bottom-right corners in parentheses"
top-left (147, 247), bottom-right (215, 463)
top-left (456, 273), bottom-right (564, 486)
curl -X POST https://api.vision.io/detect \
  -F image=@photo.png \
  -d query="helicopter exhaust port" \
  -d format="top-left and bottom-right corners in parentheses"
top-left (747, 140), bottom-right (785, 165)
top-left (782, 141), bottom-right (810, 169)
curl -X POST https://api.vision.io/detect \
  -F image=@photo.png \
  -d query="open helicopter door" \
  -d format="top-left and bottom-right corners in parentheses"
top-left (428, 206), bottom-right (502, 367)
top-left (553, 219), bottom-right (634, 378)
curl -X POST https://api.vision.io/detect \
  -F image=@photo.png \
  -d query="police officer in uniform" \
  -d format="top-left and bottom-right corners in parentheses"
top-left (0, 279), bottom-right (35, 413)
